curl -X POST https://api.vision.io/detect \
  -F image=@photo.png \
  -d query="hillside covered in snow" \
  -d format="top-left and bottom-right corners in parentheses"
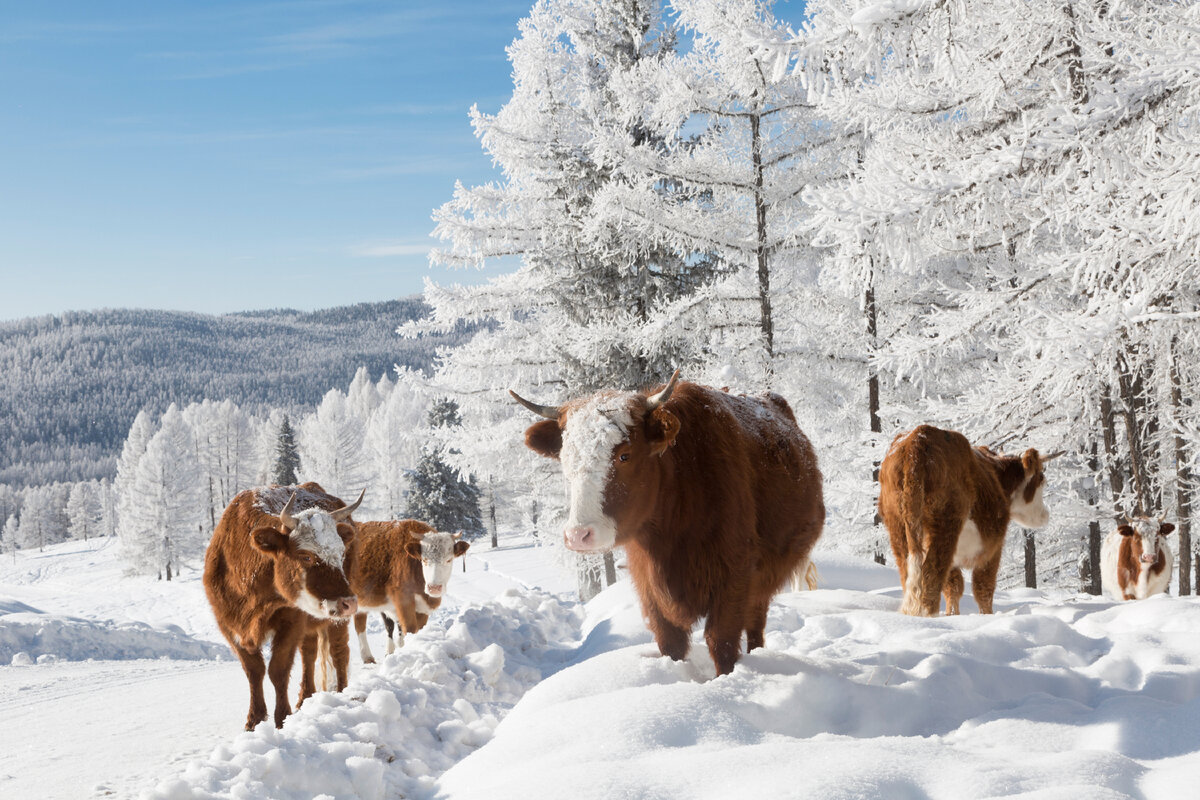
top-left (2, 536), bottom-right (1198, 799)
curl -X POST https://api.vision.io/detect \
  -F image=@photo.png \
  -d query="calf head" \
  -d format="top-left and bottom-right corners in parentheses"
top-left (512, 371), bottom-right (682, 553)
top-left (405, 530), bottom-right (470, 596)
top-left (251, 489), bottom-right (364, 619)
top-left (1007, 449), bottom-right (1062, 528)
top-left (1118, 517), bottom-right (1175, 565)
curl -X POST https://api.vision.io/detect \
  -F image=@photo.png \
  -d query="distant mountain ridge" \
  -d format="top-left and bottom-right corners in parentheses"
top-left (0, 298), bottom-right (466, 487)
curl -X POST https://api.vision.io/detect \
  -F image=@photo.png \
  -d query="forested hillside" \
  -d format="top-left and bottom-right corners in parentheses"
top-left (0, 299), bottom-right (466, 486)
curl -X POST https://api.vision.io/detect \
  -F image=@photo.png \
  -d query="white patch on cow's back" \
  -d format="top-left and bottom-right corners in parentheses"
top-left (559, 392), bottom-right (634, 549)
top-left (289, 508), bottom-right (346, 570)
top-left (953, 520), bottom-right (984, 568)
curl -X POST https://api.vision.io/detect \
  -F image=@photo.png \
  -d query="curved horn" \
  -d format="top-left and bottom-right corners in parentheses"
top-left (509, 389), bottom-right (560, 420)
top-left (1040, 450), bottom-right (1066, 463)
top-left (331, 488), bottom-right (365, 522)
top-left (279, 492), bottom-right (300, 532)
top-left (453, 530), bottom-right (464, 540)
top-left (645, 369), bottom-right (681, 411)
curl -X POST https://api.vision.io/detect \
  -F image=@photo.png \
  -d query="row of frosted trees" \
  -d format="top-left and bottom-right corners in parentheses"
top-left (404, 0), bottom-right (1200, 596)
top-left (1, 368), bottom-right (487, 578)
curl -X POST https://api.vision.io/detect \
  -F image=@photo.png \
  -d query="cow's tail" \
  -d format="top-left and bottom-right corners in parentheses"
top-left (316, 626), bottom-right (334, 692)
top-left (790, 557), bottom-right (820, 591)
top-left (897, 445), bottom-right (929, 616)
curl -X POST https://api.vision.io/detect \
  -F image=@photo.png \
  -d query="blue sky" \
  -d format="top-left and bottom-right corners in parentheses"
top-left (0, 0), bottom-right (532, 321)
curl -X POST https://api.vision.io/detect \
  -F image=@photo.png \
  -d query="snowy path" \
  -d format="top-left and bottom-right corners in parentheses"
top-left (0, 659), bottom-right (245, 800)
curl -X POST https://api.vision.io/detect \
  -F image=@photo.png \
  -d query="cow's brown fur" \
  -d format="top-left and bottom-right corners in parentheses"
top-left (521, 380), bottom-right (824, 676)
top-left (344, 519), bottom-right (468, 662)
top-left (878, 425), bottom-right (1048, 616)
top-left (203, 482), bottom-right (358, 729)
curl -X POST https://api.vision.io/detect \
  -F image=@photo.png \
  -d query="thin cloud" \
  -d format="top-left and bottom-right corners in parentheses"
top-left (351, 240), bottom-right (432, 258)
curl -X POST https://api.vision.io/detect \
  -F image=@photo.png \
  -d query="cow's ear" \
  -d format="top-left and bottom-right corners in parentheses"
top-left (454, 540), bottom-right (470, 557)
top-left (405, 540), bottom-right (423, 560)
top-left (252, 526), bottom-right (288, 554)
top-left (336, 523), bottom-right (356, 545)
top-left (646, 408), bottom-right (681, 456)
top-left (1021, 449), bottom-right (1041, 474)
top-left (1118, 525), bottom-right (1135, 537)
top-left (1160, 522), bottom-right (1176, 536)
top-left (525, 420), bottom-right (563, 459)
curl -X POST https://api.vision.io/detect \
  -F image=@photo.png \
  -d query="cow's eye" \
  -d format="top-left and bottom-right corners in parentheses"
top-left (619, 452), bottom-right (630, 462)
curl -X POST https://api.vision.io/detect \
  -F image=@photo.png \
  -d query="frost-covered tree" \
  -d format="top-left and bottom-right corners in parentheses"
top-left (119, 404), bottom-right (207, 579)
top-left (16, 483), bottom-right (70, 551)
top-left (182, 399), bottom-right (259, 528)
top-left (67, 480), bottom-right (104, 541)
top-left (364, 369), bottom-right (430, 519)
top-left (299, 389), bottom-right (373, 503)
top-left (271, 414), bottom-right (302, 486)
top-left (114, 409), bottom-right (157, 539)
top-left (1, 514), bottom-right (17, 560)
top-left (404, 399), bottom-right (485, 538)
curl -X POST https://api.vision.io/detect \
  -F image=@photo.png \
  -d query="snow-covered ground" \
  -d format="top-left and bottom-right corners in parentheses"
top-left (3, 537), bottom-right (1199, 799)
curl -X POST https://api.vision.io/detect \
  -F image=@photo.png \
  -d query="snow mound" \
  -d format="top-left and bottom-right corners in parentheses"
top-left (0, 598), bottom-right (227, 663)
top-left (144, 588), bottom-right (584, 800)
top-left (439, 587), bottom-right (1200, 800)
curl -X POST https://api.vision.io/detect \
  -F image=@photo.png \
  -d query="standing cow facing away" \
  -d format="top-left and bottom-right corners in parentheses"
top-left (203, 482), bottom-right (362, 729)
top-left (349, 520), bottom-right (470, 663)
top-left (1101, 517), bottom-right (1175, 600)
top-left (511, 371), bottom-right (824, 677)
top-left (879, 425), bottom-right (1060, 616)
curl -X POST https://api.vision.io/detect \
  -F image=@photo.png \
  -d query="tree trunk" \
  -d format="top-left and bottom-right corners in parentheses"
top-left (1115, 347), bottom-right (1151, 515)
top-left (603, 551), bottom-right (618, 587)
top-left (1171, 337), bottom-right (1193, 594)
top-left (1100, 383), bottom-right (1127, 517)
top-left (1023, 530), bottom-right (1037, 588)
top-left (489, 487), bottom-right (498, 549)
top-left (750, 111), bottom-right (773, 367)
top-left (1085, 439), bottom-right (1103, 595)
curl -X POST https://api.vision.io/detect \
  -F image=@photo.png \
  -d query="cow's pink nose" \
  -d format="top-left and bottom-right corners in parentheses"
top-left (427, 584), bottom-right (444, 595)
top-left (564, 526), bottom-right (595, 550)
top-left (337, 596), bottom-right (358, 617)
top-left (1141, 554), bottom-right (1156, 564)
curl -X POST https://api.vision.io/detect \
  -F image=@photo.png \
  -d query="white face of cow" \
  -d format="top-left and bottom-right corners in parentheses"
top-left (1129, 518), bottom-right (1166, 565)
top-left (418, 532), bottom-right (460, 597)
top-left (558, 393), bottom-right (635, 553)
top-left (1009, 474), bottom-right (1050, 529)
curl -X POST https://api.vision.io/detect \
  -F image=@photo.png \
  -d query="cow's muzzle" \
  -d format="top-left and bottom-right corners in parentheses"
top-left (564, 525), bottom-right (599, 552)
top-left (334, 596), bottom-right (358, 618)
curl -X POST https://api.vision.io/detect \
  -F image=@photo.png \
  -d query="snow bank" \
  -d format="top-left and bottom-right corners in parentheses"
top-left (1, 598), bottom-right (226, 663)
top-left (144, 589), bottom-right (583, 800)
top-left (440, 584), bottom-right (1200, 800)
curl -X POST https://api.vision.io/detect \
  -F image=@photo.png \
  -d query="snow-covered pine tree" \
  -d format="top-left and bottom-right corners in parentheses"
top-left (271, 414), bottom-right (302, 486)
top-left (113, 409), bottom-right (157, 543)
top-left (364, 368), bottom-right (430, 520)
top-left (16, 484), bottom-right (70, 551)
top-left (67, 480), bottom-right (104, 541)
top-left (119, 404), bottom-right (207, 579)
top-left (404, 399), bottom-right (485, 539)
top-left (1, 514), bottom-right (17, 560)
top-left (298, 388), bottom-right (374, 504)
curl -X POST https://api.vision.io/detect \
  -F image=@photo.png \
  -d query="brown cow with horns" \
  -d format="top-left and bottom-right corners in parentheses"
top-left (203, 482), bottom-right (363, 729)
top-left (511, 371), bottom-right (824, 676)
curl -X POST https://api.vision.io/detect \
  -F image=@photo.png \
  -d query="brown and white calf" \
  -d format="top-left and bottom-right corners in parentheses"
top-left (1101, 517), bottom-right (1175, 600)
top-left (512, 371), bottom-right (824, 677)
top-left (348, 519), bottom-right (470, 663)
top-left (878, 425), bottom-right (1061, 616)
top-left (203, 482), bottom-right (362, 729)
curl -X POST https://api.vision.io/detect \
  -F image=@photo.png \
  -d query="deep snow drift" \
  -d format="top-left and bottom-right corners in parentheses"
top-left (3, 539), bottom-right (1199, 799)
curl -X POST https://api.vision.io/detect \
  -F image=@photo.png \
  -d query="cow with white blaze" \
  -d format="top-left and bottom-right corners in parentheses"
top-left (347, 519), bottom-right (470, 662)
top-left (1101, 517), bottom-right (1175, 600)
top-left (878, 425), bottom-right (1060, 617)
top-left (511, 371), bottom-right (824, 677)
top-left (203, 482), bottom-right (362, 729)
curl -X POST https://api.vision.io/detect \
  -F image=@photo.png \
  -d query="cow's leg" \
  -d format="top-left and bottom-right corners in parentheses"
top-left (744, 594), bottom-right (771, 652)
top-left (230, 642), bottom-right (268, 730)
top-left (297, 630), bottom-right (319, 708)
top-left (643, 599), bottom-right (690, 662)
top-left (943, 568), bottom-right (964, 615)
top-left (704, 598), bottom-right (745, 677)
top-left (382, 613), bottom-right (398, 654)
top-left (268, 621), bottom-right (304, 728)
top-left (327, 621), bottom-right (352, 691)
top-left (354, 612), bottom-right (375, 664)
top-left (971, 551), bottom-right (1001, 614)
top-left (913, 520), bottom-right (956, 616)
top-left (390, 591), bottom-right (420, 647)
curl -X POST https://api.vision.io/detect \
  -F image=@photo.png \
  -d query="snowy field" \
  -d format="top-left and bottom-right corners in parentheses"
top-left (2, 537), bottom-right (1199, 799)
